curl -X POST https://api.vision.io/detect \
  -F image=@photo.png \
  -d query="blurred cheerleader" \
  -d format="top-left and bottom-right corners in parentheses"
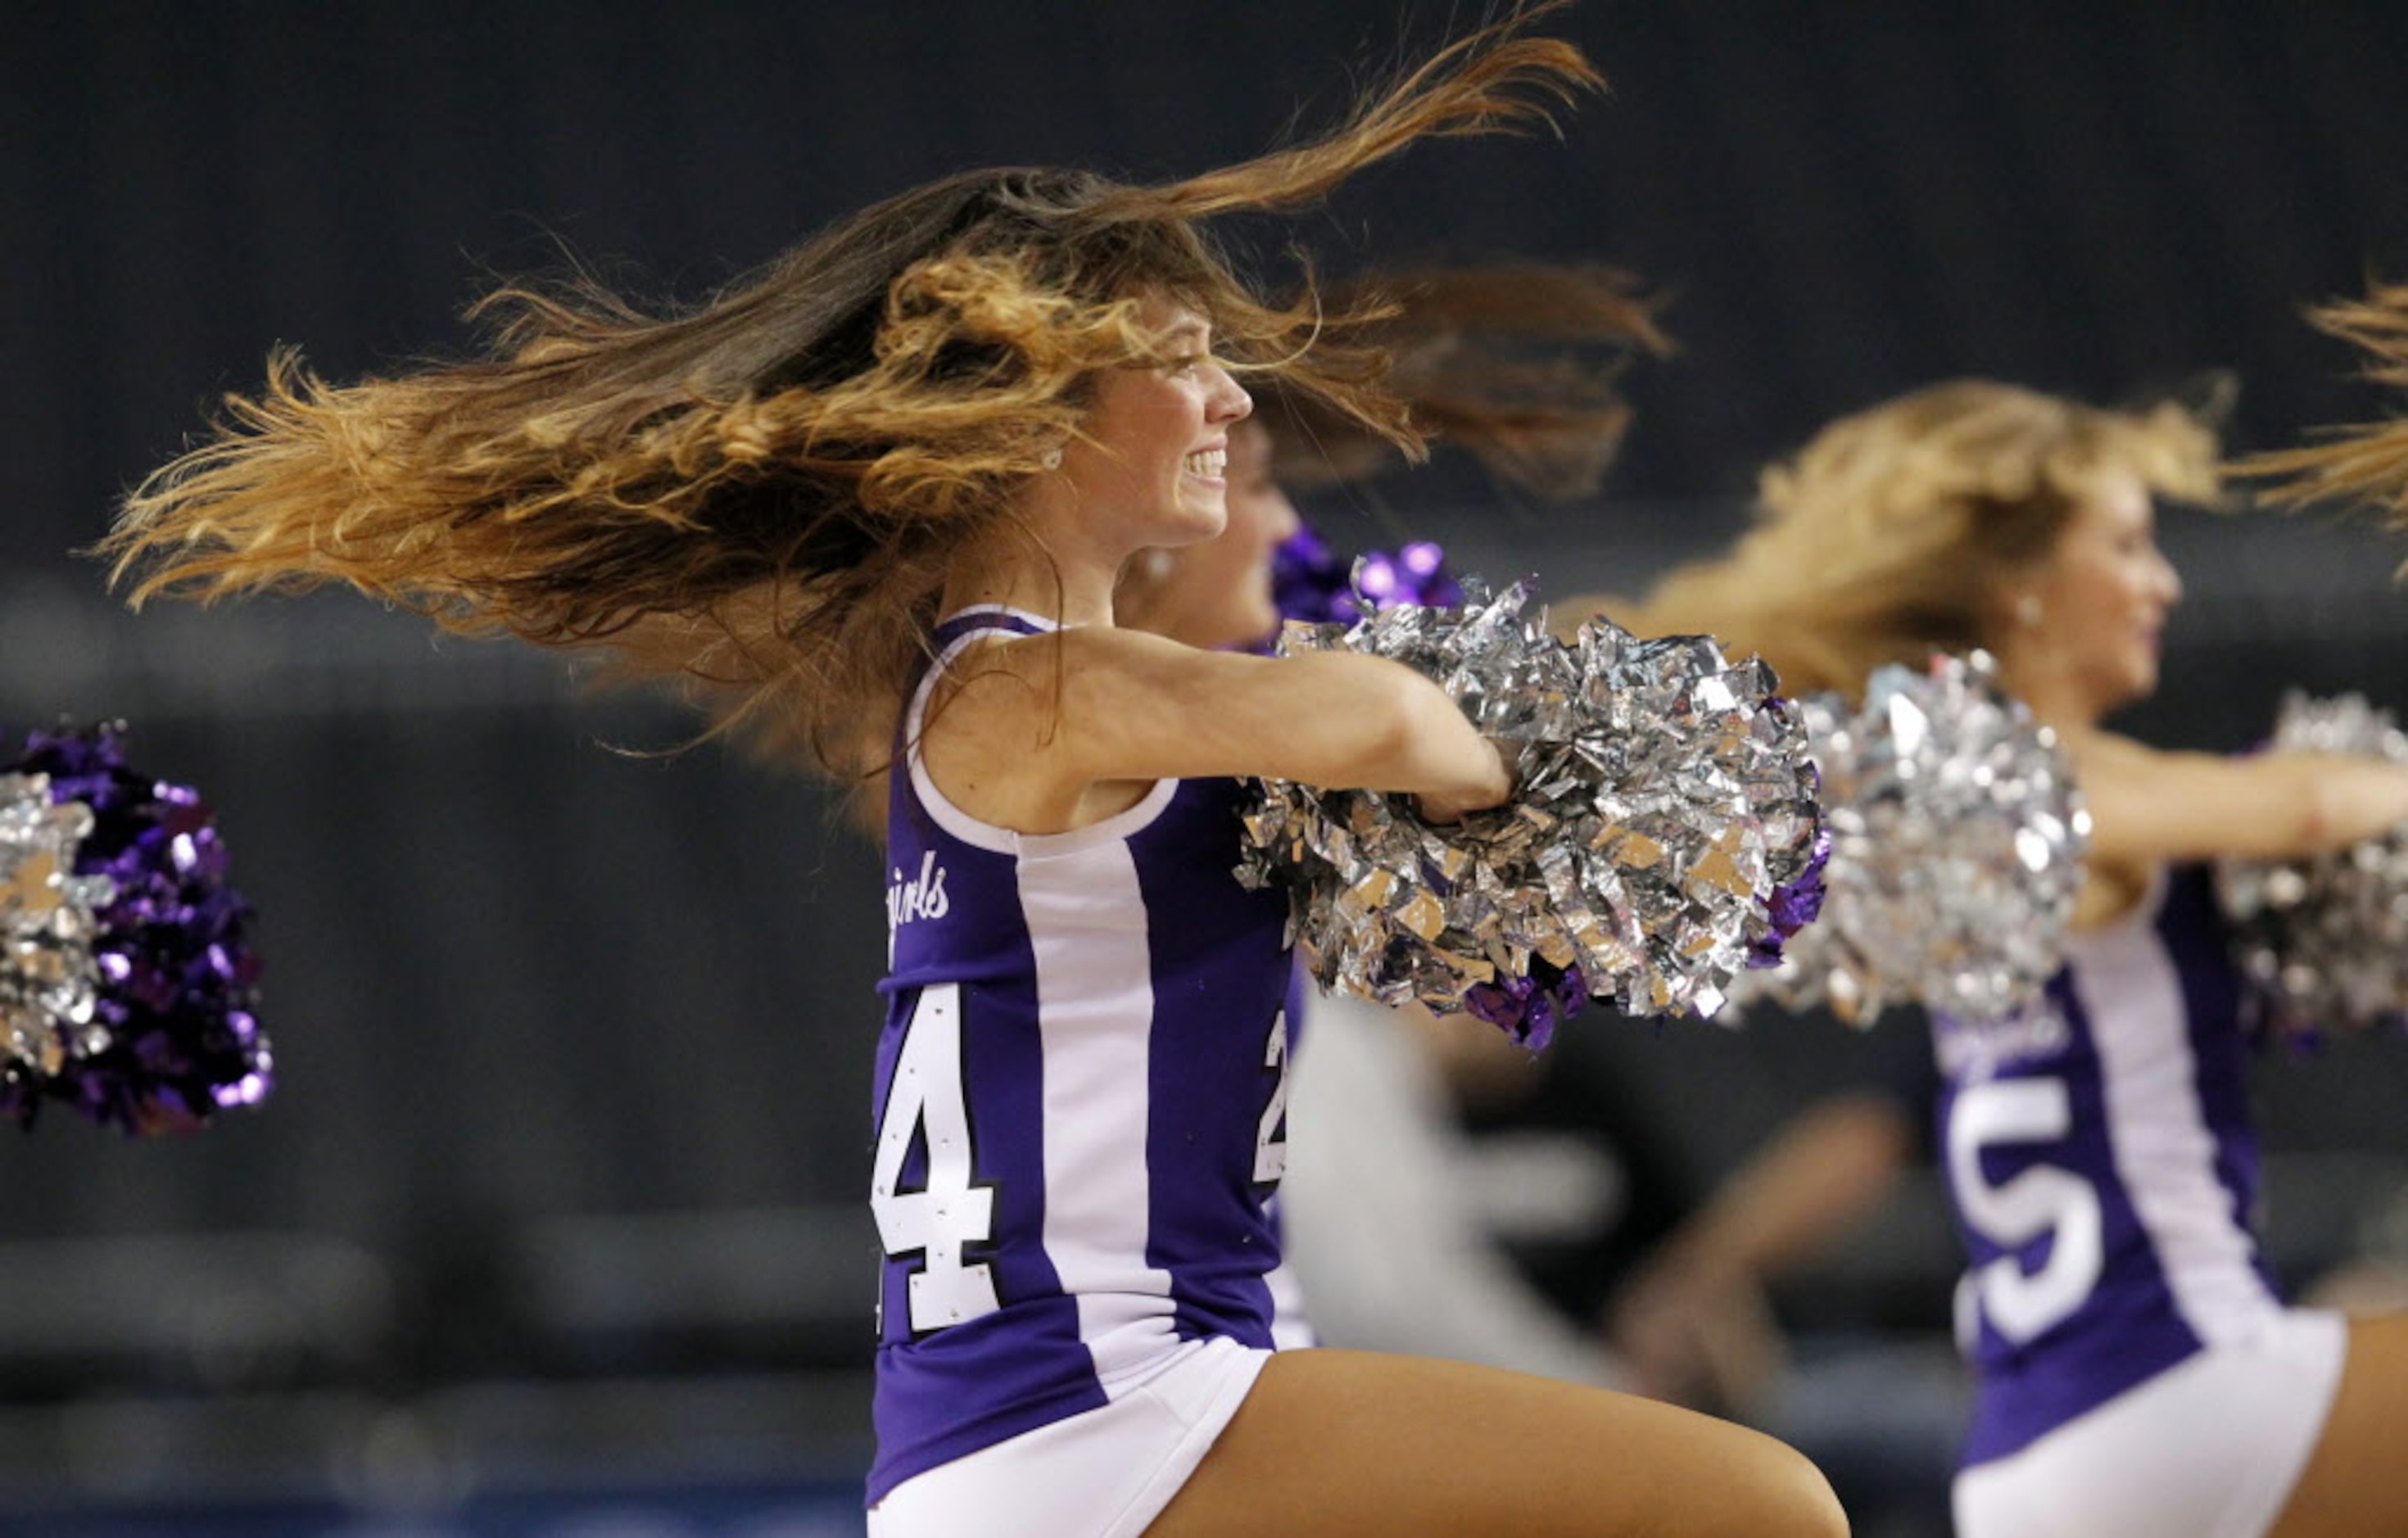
top-left (98, 9), bottom-right (1844, 1536)
top-left (1616, 381), bottom-right (2408, 1538)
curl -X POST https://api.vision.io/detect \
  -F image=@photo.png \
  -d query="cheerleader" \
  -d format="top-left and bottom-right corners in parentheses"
top-left (1623, 380), bottom-right (2408, 1538)
top-left (100, 12), bottom-right (1844, 1537)
top-left (1116, 261), bottom-right (1673, 1391)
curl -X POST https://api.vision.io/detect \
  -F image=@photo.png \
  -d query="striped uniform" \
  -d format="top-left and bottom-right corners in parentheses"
top-left (868, 607), bottom-right (1301, 1507)
top-left (1935, 866), bottom-right (2342, 1536)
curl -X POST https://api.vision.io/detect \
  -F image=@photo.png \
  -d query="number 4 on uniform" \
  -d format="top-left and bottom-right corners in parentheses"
top-left (873, 984), bottom-right (1002, 1332)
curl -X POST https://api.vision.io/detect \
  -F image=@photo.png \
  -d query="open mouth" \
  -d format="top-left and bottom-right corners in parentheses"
top-left (1184, 448), bottom-right (1227, 480)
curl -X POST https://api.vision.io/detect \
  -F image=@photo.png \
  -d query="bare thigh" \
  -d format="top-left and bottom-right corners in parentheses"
top-left (2270, 1312), bottom-right (2408, 1538)
top-left (1145, 1348), bottom-right (1849, 1538)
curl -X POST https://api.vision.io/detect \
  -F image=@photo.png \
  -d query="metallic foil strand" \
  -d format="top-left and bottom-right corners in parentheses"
top-left (0, 774), bottom-right (115, 1074)
top-left (1731, 652), bottom-right (2089, 1027)
top-left (2217, 691), bottom-right (2408, 1037)
top-left (1, 724), bottom-right (272, 1133)
top-left (1237, 575), bottom-right (1824, 1047)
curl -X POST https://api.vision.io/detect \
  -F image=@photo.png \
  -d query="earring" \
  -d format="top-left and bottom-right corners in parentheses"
top-left (2013, 594), bottom-right (2044, 627)
top-left (1141, 550), bottom-right (1175, 581)
top-left (1039, 446), bottom-right (1064, 471)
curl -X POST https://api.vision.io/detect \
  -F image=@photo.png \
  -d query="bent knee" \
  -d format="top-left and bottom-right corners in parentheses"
top-left (1728, 1432), bottom-right (1850, 1538)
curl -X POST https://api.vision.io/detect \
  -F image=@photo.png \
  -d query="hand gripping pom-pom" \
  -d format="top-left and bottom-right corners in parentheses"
top-left (2217, 691), bottom-right (2408, 1038)
top-left (0, 724), bottom-right (272, 1133)
top-left (1235, 573), bottom-right (1825, 1047)
top-left (1730, 652), bottom-right (2089, 1027)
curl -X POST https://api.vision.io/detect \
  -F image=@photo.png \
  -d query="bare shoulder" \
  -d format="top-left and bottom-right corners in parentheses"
top-left (1053, 623), bottom-right (1255, 674)
top-left (917, 627), bottom-right (1226, 832)
top-left (943, 624), bottom-right (1219, 685)
top-left (932, 627), bottom-right (1254, 724)
top-left (2056, 733), bottom-right (2163, 925)
top-left (921, 631), bottom-right (1060, 744)
top-left (909, 632), bottom-right (1071, 826)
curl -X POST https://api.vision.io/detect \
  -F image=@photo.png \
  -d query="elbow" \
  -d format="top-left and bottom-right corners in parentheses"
top-left (2295, 775), bottom-right (2342, 853)
top-left (1279, 666), bottom-right (1424, 790)
top-left (2292, 767), bottom-right (2408, 857)
top-left (2283, 775), bottom-right (2379, 862)
top-left (1301, 661), bottom-right (1496, 803)
top-left (1351, 669), bottom-right (1448, 778)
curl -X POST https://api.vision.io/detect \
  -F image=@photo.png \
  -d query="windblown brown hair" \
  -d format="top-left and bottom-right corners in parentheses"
top-left (1113, 260), bottom-right (1665, 647)
top-left (102, 5), bottom-right (1602, 774)
top-left (1583, 380), bottom-right (2220, 699)
top-left (1257, 262), bottom-right (1670, 501)
top-left (2239, 281), bottom-right (2408, 531)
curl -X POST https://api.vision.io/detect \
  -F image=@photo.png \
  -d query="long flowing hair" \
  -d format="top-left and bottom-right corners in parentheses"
top-left (102, 5), bottom-right (1600, 773)
top-left (1258, 261), bottom-right (1671, 500)
top-left (2241, 280), bottom-right (2408, 529)
top-left (1112, 259), bottom-right (1667, 645)
top-left (1610, 380), bottom-right (2220, 698)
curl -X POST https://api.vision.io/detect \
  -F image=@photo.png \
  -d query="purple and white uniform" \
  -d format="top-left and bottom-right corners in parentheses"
top-left (868, 607), bottom-right (1300, 1509)
top-left (1937, 866), bottom-right (2344, 1538)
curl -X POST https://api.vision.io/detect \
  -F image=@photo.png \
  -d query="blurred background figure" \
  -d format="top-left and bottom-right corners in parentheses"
top-left (1628, 378), bottom-right (2408, 1537)
top-left (1286, 836), bottom-right (1962, 1538)
top-left (11, 3), bottom-right (2408, 1535)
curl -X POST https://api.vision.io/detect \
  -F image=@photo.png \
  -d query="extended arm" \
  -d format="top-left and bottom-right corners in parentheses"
top-left (923, 627), bottom-right (1512, 832)
top-left (2074, 732), bottom-right (2408, 864)
top-left (1605, 1092), bottom-right (1912, 1411)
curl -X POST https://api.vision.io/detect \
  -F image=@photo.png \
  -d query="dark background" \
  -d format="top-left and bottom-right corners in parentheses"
top-left (5, 3), bottom-right (2408, 1534)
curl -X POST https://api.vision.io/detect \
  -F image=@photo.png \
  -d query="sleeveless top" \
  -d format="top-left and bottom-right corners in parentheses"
top-left (1934, 865), bottom-right (2279, 1468)
top-left (867, 606), bottom-right (1301, 1502)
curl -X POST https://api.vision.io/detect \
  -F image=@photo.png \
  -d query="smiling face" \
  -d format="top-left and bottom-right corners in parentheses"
top-left (1993, 471), bottom-right (2184, 724)
top-left (1120, 417), bottom-right (1301, 649)
top-left (1052, 297), bottom-right (1254, 560)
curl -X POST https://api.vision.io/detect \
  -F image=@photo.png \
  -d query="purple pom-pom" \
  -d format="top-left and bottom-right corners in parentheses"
top-left (1750, 754), bottom-right (1832, 970)
top-left (3, 723), bottom-right (271, 1134)
top-left (1464, 960), bottom-right (1588, 1052)
top-left (1272, 526), bottom-right (1466, 629)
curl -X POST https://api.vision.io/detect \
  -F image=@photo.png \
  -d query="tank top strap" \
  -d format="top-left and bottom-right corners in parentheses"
top-left (931, 604), bottom-right (1057, 649)
top-left (905, 606), bottom-right (1060, 749)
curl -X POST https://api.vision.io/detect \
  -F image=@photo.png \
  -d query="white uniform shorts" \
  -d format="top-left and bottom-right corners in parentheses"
top-left (868, 1335), bottom-right (1272, 1538)
top-left (1953, 1308), bottom-right (2347, 1538)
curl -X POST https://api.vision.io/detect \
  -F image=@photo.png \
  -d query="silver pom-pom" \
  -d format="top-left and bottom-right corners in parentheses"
top-left (0, 772), bottom-right (119, 1074)
top-left (1235, 577), bottom-right (1822, 1042)
top-left (1732, 653), bottom-right (2089, 1026)
top-left (2217, 691), bottom-right (2408, 1035)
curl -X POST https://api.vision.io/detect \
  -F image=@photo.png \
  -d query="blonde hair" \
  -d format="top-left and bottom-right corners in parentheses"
top-left (2241, 281), bottom-right (2408, 527)
top-left (102, 6), bottom-right (1600, 773)
top-left (1609, 380), bottom-right (2220, 697)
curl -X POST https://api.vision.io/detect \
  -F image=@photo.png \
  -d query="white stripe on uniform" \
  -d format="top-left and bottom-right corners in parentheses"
top-left (2076, 920), bottom-right (2274, 1348)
